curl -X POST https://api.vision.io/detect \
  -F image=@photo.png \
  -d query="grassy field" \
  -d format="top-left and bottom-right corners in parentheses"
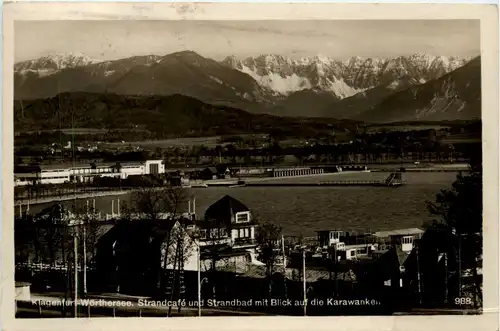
top-left (20, 128), bottom-right (109, 135)
top-left (19, 128), bottom-right (150, 136)
top-left (366, 125), bottom-right (452, 133)
top-left (101, 136), bottom-right (223, 148)
top-left (100, 134), bottom-right (271, 149)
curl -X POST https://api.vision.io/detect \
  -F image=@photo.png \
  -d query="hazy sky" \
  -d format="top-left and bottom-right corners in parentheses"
top-left (15, 20), bottom-right (480, 62)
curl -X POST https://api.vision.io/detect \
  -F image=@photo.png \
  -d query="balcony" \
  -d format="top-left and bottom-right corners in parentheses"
top-left (233, 238), bottom-right (257, 247)
top-left (199, 237), bottom-right (232, 247)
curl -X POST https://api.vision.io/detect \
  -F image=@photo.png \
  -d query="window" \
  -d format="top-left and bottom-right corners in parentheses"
top-left (402, 237), bottom-right (412, 244)
top-left (235, 212), bottom-right (249, 223)
top-left (244, 228), bottom-right (249, 237)
top-left (149, 163), bottom-right (159, 174)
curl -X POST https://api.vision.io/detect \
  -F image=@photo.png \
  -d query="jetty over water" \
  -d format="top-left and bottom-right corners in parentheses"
top-left (243, 173), bottom-right (404, 188)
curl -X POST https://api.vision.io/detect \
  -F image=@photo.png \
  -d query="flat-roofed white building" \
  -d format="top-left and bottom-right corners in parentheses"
top-left (70, 163), bottom-right (119, 183)
top-left (118, 160), bottom-right (165, 179)
top-left (14, 159), bottom-right (166, 186)
top-left (119, 162), bottom-right (145, 179)
top-left (15, 165), bottom-right (71, 185)
top-left (145, 160), bottom-right (165, 175)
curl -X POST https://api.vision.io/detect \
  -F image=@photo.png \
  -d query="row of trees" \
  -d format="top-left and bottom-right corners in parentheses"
top-left (16, 127), bottom-right (477, 167)
top-left (419, 148), bottom-right (483, 308)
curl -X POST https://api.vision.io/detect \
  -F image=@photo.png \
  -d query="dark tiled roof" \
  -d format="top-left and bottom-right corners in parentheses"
top-left (204, 195), bottom-right (249, 224)
top-left (35, 203), bottom-right (74, 222)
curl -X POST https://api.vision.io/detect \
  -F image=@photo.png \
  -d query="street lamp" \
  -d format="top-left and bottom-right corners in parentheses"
top-left (73, 232), bottom-right (79, 318)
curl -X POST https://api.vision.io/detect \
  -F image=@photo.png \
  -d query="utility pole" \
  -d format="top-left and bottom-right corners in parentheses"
top-left (282, 235), bottom-right (286, 269)
top-left (458, 233), bottom-right (462, 297)
top-left (84, 201), bottom-right (90, 295)
top-left (334, 247), bottom-right (338, 296)
top-left (74, 234), bottom-right (79, 318)
top-left (198, 243), bottom-right (201, 317)
top-left (444, 252), bottom-right (448, 305)
top-left (83, 222), bottom-right (87, 296)
top-left (416, 242), bottom-right (422, 305)
top-left (303, 249), bottom-right (307, 316)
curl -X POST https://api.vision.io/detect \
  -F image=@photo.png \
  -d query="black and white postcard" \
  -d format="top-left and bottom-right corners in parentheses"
top-left (1, 3), bottom-right (498, 331)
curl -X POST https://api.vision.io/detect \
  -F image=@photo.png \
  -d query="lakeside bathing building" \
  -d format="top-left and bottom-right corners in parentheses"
top-left (14, 160), bottom-right (165, 186)
top-left (15, 159), bottom-right (365, 188)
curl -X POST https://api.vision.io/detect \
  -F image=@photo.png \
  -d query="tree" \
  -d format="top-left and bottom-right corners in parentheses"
top-left (256, 222), bottom-right (283, 299)
top-left (74, 201), bottom-right (105, 277)
top-left (129, 185), bottom-right (191, 224)
top-left (256, 222), bottom-right (283, 278)
top-left (14, 214), bottom-right (38, 264)
top-left (226, 144), bottom-right (238, 164)
top-left (123, 185), bottom-right (193, 297)
top-left (202, 218), bottom-right (230, 295)
top-left (268, 142), bottom-right (282, 164)
top-left (160, 222), bottom-right (198, 315)
top-left (214, 145), bottom-right (223, 164)
top-left (424, 147), bottom-right (482, 308)
top-left (32, 203), bottom-right (75, 315)
top-left (154, 147), bottom-right (163, 159)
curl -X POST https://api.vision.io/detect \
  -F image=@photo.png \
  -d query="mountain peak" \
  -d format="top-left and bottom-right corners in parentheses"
top-left (168, 50), bottom-right (205, 59)
top-left (15, 52), bottom-right (100, 73)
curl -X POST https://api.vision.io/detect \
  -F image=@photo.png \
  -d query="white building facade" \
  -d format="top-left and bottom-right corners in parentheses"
top-left (14, 159), bottom-right (167, 186)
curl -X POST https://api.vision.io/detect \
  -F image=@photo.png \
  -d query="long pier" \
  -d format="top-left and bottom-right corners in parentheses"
top-left (243, 173), bottom-right (404, 188)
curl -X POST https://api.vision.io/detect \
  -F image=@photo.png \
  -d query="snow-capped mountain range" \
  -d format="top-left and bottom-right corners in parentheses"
top-left (14, 53), bottom-right (100, 76)
top-left (221, 53), bottom-right (471, 99)
top-left (13, 51), bottom-right (479, 122)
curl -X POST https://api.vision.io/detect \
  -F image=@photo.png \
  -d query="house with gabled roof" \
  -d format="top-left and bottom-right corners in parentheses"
top-left (198, 195), bottom-right (258, 252)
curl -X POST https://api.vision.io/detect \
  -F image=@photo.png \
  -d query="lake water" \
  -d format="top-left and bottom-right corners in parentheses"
top-left (26, 172), bottom-right (459, 237)
top-left (189, 172), bottom-right (458, 236)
